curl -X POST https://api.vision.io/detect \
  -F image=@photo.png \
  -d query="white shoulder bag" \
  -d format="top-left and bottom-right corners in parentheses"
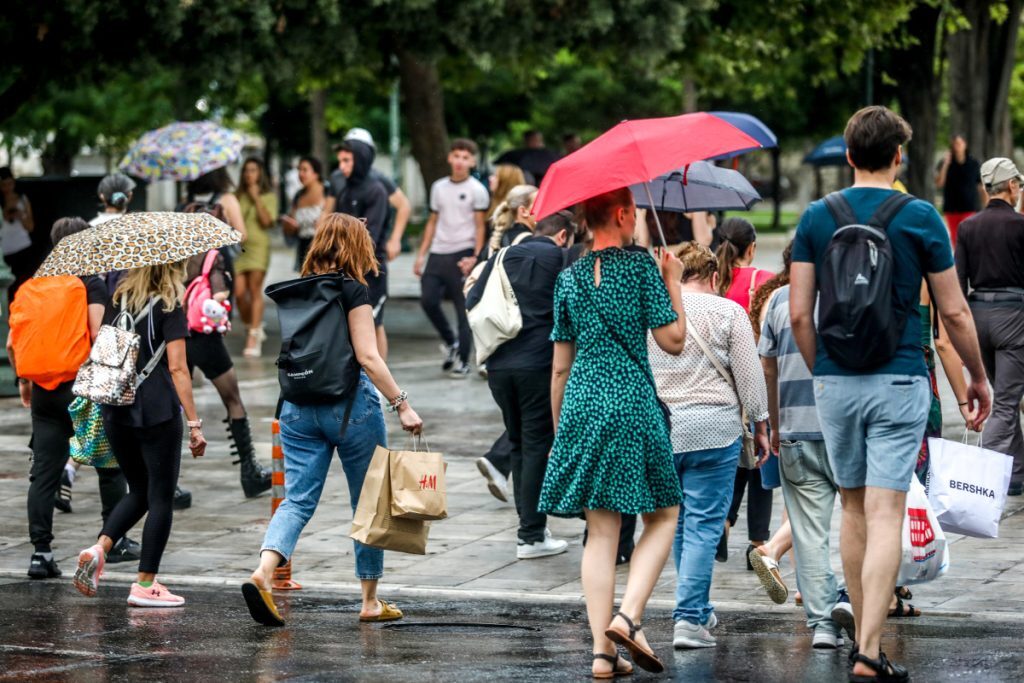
top-left (467, 247), bottom-right (522, 365)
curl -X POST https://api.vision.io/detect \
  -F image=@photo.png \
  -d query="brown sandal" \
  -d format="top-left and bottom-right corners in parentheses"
top-left (592, 653), bottom-right (633, 679)
top-left (604, 612), bottom-right (664, 674)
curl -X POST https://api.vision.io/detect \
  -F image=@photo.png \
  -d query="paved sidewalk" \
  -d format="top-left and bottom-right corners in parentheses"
top-left (1, 243), bottom-right (1022, 621)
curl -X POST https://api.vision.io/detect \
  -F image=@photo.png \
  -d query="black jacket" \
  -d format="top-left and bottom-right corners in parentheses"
top-left (335, 140), bottom-right (390, 262)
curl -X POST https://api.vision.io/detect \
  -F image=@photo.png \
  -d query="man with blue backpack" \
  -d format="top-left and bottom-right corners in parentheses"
top-left (789, 106), bottom-right (990, 683)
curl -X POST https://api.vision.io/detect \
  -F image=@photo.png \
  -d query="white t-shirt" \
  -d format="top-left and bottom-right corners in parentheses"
top-left (1, 197), bottom-right (32, 256)
top-left (90, 212), bottom-right (123, 226)
top-left (428, 176), bottom-right (489, 254)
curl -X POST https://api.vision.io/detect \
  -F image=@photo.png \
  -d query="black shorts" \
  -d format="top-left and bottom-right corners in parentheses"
top-left (366, 270), bottom-right (388, 326)
top-left (186, 333), bottom-right (234, 380)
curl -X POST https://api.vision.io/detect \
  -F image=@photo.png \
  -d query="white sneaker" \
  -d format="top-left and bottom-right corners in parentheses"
top-left (830, 599), bottom-right (856, 643)
top-left (812, 628), bottom-right (840, 650)
top-left (517, 535), bottom-right (568, 559)
top-left (704, 612), bottom-right (718, 630)
top-left (673, 619), bottom-right (716, 648)
top-left (475, 457), bottom-right (509, 502)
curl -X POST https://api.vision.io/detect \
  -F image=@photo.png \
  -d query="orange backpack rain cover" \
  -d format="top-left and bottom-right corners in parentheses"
top-left (9, 276), bottom-right (91, 390)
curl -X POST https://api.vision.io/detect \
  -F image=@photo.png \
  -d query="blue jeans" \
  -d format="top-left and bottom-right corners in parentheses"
top-left (261, 373), bottom-right (387, 580)
top-left (672, 438), bottom-right (741, 625)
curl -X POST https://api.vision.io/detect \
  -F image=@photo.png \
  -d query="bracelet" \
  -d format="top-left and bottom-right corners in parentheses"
top-left (387, 391), bottom-right (408, 413)
top-left (187, 419), bottom-right (203, 429)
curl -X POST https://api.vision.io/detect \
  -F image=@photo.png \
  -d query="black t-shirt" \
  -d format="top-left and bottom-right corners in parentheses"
top-left (82, 275), bottom-right (108, 307)
top-left (339, 277), bottom-right (370, 311)
top-left (101, 299), bottom-right (189, 428)
top-left (942, 156), bottom-right (982, 213)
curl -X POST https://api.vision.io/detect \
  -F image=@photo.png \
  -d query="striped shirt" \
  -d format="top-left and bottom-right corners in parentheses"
top-left (757, 286), bottom-right (823, 441)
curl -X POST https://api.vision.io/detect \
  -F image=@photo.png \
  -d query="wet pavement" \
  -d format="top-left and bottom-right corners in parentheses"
top-left (2, 579), bottom-right (1023, 682)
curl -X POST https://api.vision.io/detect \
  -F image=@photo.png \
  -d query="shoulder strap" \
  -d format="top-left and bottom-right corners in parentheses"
top-left (685, 311), bottom-right (749, 421)
top-left (511, 231), bottom-right (531, 246)
top-left (867, 193), bottom-right (914, 231)
top-left (823, 192), bottom-right (857, 228)
top-left (201, 249), bottom-right (219, 277)
top-left (134, 341), bottom-right (167, 389)
top-left (747, 268), bottom-right (761, 306)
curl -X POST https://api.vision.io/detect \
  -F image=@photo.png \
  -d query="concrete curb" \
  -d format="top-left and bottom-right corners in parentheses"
top-left (7, 569), bottom-right (1018, 623)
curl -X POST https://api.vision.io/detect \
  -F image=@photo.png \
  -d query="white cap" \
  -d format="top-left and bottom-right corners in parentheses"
top-left (980, 157), bottom-right (1024, 187)
top-left (344, 127), bottom-right (376, 150)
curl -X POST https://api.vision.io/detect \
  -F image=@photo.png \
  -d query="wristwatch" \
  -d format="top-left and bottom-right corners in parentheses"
top-left (186, 419), bottom-right (203, 429)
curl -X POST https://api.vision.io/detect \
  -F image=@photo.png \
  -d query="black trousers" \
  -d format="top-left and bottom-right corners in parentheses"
top-left (727, 466), bottom-right (773, 542)
top-left (27, 382), bottom-right (127, 552)
top-left (483, 432), bottom-right (513, 478)
top-left (420, 250), bottom-right (472, 363)
top-left (100, 418), bottom-right (182, 574)
top-left (488, 368), bottom-right (553, 544)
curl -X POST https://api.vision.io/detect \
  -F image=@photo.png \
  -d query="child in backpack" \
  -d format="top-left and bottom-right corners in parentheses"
top-left (9, 218), bottom-right (140, 580)
top-left (183, 250), bottom-right (272, 499)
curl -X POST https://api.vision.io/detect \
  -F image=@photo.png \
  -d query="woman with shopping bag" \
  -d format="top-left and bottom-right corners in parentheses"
top-left (242, 213), bottom-right (423, 628)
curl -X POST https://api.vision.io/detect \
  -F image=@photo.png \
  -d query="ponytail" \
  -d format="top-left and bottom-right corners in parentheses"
top-left (714, 217), bottom-right (757, 296)
top-left (488, 184), bottom-right (537, 251)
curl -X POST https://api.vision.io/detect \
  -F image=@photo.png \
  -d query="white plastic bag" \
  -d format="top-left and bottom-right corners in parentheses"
top-left (927, 435), bottom-right (1013, 538)
top-left (468, 247), bottom-right (522, 365)
top-left (897, 475), bottom-right (949, 586)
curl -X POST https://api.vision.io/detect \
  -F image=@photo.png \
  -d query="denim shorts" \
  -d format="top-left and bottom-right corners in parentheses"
top-left (813, 374), bottom-right (930, 492)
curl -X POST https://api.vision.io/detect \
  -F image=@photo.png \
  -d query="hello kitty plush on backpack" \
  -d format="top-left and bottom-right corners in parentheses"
top-left (185, 250), bottom-right (231, 335)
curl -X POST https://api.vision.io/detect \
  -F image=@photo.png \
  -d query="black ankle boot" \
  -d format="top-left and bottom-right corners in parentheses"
top-left (227, 417), bottom-right (272, 498)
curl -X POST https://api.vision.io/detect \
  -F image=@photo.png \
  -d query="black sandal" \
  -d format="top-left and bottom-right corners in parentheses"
top-left (894, 586), bottom-right (913, 601)
top-left (592, 653), bottom-right (633, 679)
top-left (849, 651), bottom-right (909, 682)
top-left (604, 612), bottom-right (664, 674)
top-left (887, 596), bottom-right (921, 618)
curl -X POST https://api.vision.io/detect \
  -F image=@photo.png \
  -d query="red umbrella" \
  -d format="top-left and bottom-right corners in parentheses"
top-left (531, 113), bottom-right (761, 232)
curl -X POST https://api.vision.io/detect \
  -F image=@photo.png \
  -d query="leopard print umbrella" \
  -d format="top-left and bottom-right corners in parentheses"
top-left (35, 212), bottom-right (242, 277)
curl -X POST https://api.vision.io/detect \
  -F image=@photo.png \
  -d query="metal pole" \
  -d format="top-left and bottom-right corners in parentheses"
top-left (389, 78), bottom-right (401, 185)
top-left (643, 181), bottom-right (668, 247)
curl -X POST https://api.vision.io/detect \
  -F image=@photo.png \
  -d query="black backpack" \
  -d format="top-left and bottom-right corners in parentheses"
top-left (817, 191), bottom-right (915, 370)
top-left (265, 272), bottom-right (360, 405)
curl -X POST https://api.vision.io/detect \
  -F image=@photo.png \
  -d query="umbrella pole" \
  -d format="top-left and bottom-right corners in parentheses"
top-left (643, 181), bottom-right (669, 247)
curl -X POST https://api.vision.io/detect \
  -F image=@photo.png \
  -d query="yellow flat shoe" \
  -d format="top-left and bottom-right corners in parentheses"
top-left (242, 581), bottom-right (285, 627)
top-left (359, 599), bottom-right (404, 622)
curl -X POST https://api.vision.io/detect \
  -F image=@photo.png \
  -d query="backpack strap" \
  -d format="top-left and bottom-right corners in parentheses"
top-left (201, 249), bottom-right (219, 277)
top-left (823, 192), bottom-right (857, 229)
top-left (747, 268), bottom-right (761, 310)
top-left (867, 193), bottom-right (915, 232)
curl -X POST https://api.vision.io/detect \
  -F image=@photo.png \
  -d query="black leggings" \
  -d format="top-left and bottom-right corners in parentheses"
top-left (100, 418), bottom-right (182, 574)
top-left (727, 467), bottom-right (773, 542)
top-left (420, 250), bottom-right (472, 363)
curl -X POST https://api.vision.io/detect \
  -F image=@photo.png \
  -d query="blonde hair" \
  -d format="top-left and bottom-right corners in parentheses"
top-left (487, 164), bottom-right (527, 220)
top-left (489, 184), bottom-right (537, 250)
top-left (114, 262), bottom-right (187, 315)
top-left (674, 241), bottom-right (718, 283)
top-left (301, 213), bottom-right (379, 286)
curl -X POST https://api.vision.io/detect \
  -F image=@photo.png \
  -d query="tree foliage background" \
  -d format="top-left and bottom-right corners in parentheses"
top-left (1, 0), bottom-right (1021, 202)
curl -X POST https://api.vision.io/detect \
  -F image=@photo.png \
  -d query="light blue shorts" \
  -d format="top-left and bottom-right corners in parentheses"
top-left (813, 374), bottom-right (930, 492)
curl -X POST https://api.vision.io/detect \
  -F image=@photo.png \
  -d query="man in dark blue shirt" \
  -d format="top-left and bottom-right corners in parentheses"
top-left (790, 106), bottom-right (989, 681)
top-left (467, 211), bottom-right (573, 559)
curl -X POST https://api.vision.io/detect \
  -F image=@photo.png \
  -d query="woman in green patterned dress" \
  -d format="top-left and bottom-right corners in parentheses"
top-left (539, 187), bottom-right (686, 677)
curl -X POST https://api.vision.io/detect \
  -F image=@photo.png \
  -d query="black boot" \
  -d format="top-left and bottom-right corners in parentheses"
top-left (227, 417), bottom-right (272, 498)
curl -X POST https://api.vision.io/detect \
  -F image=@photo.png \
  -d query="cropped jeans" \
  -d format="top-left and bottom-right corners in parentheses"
top-left (672, 437), bottom-right (741, 625)
top-left (262, 372), bottom-right (386, 580)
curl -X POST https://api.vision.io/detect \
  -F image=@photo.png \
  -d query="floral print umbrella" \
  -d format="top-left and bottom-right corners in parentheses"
top-left (36, 212), bottom-right (241, 277)
top-left (118, 121), bottom-right (246, 182)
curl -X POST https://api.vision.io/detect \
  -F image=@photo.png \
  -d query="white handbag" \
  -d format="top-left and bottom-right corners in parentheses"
top-left (467, 247), bottom-right (522, 365)
top-left (927, 434), bottom-right (1013, 538)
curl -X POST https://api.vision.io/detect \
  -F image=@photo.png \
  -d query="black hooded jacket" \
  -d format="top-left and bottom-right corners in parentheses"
top-left (335, 140), bottom-right (390, 263)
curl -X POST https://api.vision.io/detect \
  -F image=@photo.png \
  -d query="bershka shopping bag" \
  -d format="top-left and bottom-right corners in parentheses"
top-left (389, 438), bottom-right (447, 521)
top-left (927, 435), bottom-right (1013, 538)
top-left (897, 475), bottom-right (949, 586)
top-left (350, 446), bottom-right (430, 554)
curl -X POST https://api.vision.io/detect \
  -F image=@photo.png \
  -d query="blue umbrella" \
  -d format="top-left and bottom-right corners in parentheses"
top-left (804, 135), bottom-right (848, 166)
top-left (631, 161), bottom-right (762, 213)
top-left (709, 112), bottom-right (778, 159)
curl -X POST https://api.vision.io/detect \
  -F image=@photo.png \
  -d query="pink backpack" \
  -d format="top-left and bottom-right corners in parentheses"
top-left (184, 250), bottom-right (230, 334)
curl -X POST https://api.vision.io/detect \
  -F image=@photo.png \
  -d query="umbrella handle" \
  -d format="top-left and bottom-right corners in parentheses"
top-left (643, 181), bottom-right (669, 247)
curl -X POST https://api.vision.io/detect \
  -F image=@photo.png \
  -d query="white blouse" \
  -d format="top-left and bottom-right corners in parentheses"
top-left (648, 290), bottom-right (769, 453)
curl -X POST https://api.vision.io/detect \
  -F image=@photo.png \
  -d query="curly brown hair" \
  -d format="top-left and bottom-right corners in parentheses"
top-left (748, 240), bottom-right (794, 335)
top-left (301, 213), bottom-right (379, 285)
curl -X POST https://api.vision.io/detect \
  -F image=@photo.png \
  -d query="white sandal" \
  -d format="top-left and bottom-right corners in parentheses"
top-left (243, 327), bottom-right (266, 358)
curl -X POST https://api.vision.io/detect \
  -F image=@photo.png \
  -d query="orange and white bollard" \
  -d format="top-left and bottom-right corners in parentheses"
top-left (270, 419), bottom-right (302, 591)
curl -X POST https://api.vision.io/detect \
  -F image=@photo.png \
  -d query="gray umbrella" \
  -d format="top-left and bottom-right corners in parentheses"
top-left (631, 161), bottom-right (762, 214)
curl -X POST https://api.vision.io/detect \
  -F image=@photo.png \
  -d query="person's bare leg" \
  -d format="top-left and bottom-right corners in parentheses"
top-left (210, 369), bottom-right (246, 420)
top-left (611, 505), bottom-right (679, 653)
top-left (583, 509), bottom-right (621, 677)
top-left (359, 579), bottom-right (382, 617)
top-left (852, 487), bottom-right (905, 676)
top-left (757, 511), bottom-right (793, 562)
top-left (234, 272), bottom-right (252, 328)
top-left (375, 325), bottom-right (389, 361)
top-left (250, 549), bottom-right (283, 592)
top-left (839, 487), bottom-right (867, 639)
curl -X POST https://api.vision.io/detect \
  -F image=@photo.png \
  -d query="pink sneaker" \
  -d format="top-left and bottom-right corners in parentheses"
top-left (127, 581), bottom-right (185, 608)
top-left (73, 544), bottom-right (105, 597)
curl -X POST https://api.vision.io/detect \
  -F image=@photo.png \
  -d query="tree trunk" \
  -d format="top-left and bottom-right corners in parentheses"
top-left (682, 77), bottom-right (698, 113)
top-left (891, 4), bottom-right (943, 201)
top-left (948, 0), bottom-right (1022, 159)
top-left (309, 88), bottom-right (328, 163)
top-left (40, 128), bottom-right (76, 176)
top-left (395, 48), bottom-right (450, 189)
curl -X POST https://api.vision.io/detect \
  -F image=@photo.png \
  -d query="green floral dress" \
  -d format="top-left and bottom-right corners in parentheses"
top-left (538, 248), bottom-right (682, 517)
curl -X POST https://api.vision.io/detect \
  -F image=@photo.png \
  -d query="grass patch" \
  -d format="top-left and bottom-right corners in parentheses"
top-left (724, 208), bottom-right (798, 233)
